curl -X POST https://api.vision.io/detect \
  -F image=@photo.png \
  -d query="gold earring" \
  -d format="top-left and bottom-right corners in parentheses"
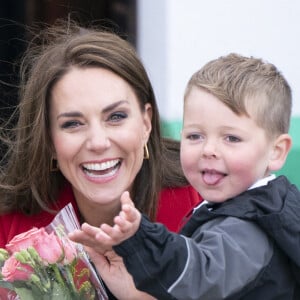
top-left (50, 157), bottom-right (59, 172)
top-left (144, 144), bottom-right (149, 160)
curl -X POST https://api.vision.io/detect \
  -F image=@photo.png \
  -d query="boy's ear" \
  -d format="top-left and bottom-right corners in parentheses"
top-left (269, 134), bottom-right (292, 171)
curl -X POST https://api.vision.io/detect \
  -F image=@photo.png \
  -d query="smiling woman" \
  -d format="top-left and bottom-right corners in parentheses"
top-left (50, 67), bottom-right (152, 226)
top-left (0, 19), bottom-right (202, 299)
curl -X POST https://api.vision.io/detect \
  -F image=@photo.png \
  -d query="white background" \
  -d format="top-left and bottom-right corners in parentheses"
top-left (137, 0), bottom-right (300, 121)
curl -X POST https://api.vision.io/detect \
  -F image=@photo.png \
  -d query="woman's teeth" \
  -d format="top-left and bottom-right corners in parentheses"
top-left (82, 159), bottom-right (120, 171)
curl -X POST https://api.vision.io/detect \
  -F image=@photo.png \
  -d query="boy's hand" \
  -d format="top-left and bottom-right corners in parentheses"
top-left (68, 191), bottom-right (141, 253)
top-left (98, 191), bottom-right (141, 245)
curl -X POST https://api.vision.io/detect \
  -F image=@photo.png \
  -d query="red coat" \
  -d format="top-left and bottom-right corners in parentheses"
top-left (0, 184), bottom-right (202, 248)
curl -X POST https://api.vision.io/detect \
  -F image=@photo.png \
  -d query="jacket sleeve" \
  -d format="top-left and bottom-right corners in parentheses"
top-left (114, 216), bottom-right (188, 299)
top-left (113, 214), bottom-right (273, 300)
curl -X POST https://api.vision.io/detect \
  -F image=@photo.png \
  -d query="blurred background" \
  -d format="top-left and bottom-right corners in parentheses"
top-left (0, 0), bottom-right (299, 187)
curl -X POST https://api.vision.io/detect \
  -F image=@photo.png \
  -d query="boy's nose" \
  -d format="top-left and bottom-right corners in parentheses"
top-left (202, 139), bottom-right (218, 158)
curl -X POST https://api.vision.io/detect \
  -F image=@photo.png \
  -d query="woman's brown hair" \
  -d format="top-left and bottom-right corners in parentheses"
top-left (0, 19), bottom-right (187, 219)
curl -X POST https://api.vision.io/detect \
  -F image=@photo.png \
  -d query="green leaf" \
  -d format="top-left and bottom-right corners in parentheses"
top-left (15, 287), bottom-right (43, 300)
top-left (14, 282), bottom-right (74, 300)
top-left (50, 281), bottom-right (73, 300)
top-left (0, 279), bottom-right (14, 290)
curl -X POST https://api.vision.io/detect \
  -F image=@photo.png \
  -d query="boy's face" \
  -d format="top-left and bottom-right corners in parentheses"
top-left (181, 87), bottom-right (275, 202)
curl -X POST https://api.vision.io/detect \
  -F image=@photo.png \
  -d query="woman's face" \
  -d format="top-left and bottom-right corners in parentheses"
top-left (50, 67), bottom-right (152, 210)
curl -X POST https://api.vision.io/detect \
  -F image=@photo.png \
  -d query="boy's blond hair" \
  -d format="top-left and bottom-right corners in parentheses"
top-left (184, 53), bottom-right (292, 139)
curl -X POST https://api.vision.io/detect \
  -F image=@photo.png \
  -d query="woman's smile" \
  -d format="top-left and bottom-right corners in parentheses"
top-left (81, 159), bottom-right (121, 180)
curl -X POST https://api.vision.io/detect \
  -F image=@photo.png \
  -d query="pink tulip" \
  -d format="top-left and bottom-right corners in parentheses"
top-left (6, 227), bottom-right (41, 253)
top-left (61, 240), bottom-right (77, 264)
top-left (1, 255), bottom-right (33, 282)
top-left (6, 227), bottom-right (65, 264)
top-left (33, 230), bottom-right (64, 264)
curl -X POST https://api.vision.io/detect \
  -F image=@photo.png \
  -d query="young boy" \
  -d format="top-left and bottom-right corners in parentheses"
top-left (71, 53), bottom-right (300, 299)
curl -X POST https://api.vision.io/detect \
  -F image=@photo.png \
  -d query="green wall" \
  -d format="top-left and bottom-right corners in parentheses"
top-left (162, 116), bottom-right (300, 188)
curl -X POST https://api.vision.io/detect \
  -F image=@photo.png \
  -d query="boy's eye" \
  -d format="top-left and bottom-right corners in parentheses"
top-left (61, 120), bottom-right (82, 129)
top-left (108, 112), bottom-right (127, 122)
top-left (226, 135), bottom-right (241, 142)
top-left (186, 133), bottom-right (203, 141)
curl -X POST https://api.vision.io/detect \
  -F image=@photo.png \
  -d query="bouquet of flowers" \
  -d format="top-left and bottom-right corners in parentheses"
top-left (0, 204), bottom-right (108, 300)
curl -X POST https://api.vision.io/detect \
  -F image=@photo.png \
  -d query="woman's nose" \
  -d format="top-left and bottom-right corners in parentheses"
top-left (85, 125), bottom-right (111, 151)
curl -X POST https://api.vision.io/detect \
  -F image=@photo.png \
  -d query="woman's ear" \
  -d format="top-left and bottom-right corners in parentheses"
top-left (143, 103), bottom-right (152, 141)
top-left (268, 133), bottom-right (292, 171)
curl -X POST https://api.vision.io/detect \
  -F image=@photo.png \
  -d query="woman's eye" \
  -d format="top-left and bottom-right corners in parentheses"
top-left (108, 112), bottom-right (127, 122)
top-left (61, 120), bottom-right (82, 129)
top-left (226, 135), bottom-right (241, 142)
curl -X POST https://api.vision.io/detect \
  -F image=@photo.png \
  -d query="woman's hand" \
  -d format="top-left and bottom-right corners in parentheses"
top-left (87, 247), bottom-right (156, 300)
